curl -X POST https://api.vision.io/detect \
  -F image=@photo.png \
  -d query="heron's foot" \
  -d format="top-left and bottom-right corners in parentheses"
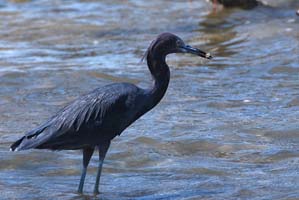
top-left (77, 181), bottom-right (85, 194)
top-left (93, 189), bottom-right (100, 195)
top-left (77, 188), bottom-right (83, 194)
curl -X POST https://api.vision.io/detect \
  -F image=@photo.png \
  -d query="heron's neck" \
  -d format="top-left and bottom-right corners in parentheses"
top-left (146, 52), bottom-right (170, 109)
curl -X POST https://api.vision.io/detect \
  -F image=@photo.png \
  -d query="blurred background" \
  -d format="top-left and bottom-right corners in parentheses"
top-left (0, 0), bottom-right (298, 199)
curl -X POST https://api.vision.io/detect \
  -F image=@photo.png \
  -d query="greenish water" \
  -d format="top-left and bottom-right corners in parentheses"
top-left (0, 0), bottom-right (298, 199)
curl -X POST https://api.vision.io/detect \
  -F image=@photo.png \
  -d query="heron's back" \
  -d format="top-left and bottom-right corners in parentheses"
top-left (11, 83), bottom-right (147, 151)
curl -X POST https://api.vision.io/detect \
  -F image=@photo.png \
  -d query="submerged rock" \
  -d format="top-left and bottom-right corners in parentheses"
top-left (210, 0), bottom-right (260, 9)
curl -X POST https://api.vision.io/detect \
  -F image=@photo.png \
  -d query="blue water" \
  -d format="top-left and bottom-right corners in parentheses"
top-left (0, 0), bottom-right (299, 199)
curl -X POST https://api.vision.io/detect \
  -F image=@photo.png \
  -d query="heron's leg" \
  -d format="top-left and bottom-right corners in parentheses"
top-left (77, 147), bottom-right (95, 194)
top-left (93, 141), bottom-right (111, 195)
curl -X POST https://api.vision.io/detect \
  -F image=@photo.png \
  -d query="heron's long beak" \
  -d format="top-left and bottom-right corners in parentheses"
top-left (181, 45), bottom-right (212, 59)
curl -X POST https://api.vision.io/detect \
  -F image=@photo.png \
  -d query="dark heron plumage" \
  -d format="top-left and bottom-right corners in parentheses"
top-left (210, 0), bottom-right (260, 9)
top-left (10, 32), bottom-right (212, 194)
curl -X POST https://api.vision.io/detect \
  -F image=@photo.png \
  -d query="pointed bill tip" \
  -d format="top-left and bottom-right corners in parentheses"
top-left (205, 52), bottom-right (213, 59)
top-left (181, 45), bottom-right (213, 60)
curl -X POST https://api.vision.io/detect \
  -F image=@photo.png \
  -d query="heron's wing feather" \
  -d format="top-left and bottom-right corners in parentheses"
top-left (11, 83), bottom-right (139, 150)
top-left (55, 84), bottom-right (130, 133)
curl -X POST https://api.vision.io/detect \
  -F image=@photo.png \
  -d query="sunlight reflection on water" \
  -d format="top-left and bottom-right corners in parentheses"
top-left (0, 0), bottom-right (299, 199)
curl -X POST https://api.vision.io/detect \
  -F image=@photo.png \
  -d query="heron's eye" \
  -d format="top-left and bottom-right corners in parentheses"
top-left (176, 40), bottom-right (183, 47)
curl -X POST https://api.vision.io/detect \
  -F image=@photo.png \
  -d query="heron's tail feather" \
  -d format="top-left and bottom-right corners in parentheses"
top-left (10, 124), bottom-right (53, 151)
top-left (10, 131), bottom-right (55, 151)
top-left (10, 137), bottom-right (25, 151)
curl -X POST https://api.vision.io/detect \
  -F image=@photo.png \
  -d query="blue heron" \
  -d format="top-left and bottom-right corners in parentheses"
top-left (10, 33), bottom-right (212, 194)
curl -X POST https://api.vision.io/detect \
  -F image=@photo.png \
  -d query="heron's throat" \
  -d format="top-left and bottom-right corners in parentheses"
top-left (147, 52), bottom-right (170, 107)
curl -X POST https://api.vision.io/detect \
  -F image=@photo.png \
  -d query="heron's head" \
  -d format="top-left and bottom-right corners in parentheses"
top-left (143, 32), bottom-right (212, 60)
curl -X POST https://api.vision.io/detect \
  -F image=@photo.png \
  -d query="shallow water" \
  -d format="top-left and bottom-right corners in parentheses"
top-left (0, 0), bottom-right (299, 199)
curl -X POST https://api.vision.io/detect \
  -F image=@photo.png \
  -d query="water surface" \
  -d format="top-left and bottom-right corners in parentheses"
top-left (0, 0), bottom-right (299, 199)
